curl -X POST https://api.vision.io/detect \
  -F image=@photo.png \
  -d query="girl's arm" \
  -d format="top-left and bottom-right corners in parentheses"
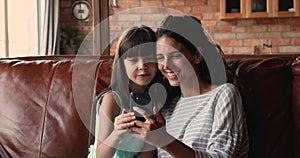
top-left (96, 93), bottom-right (135, 158)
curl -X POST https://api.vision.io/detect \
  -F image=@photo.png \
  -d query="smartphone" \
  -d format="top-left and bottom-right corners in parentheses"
top-left (130, 92), bottom-right (153, 122)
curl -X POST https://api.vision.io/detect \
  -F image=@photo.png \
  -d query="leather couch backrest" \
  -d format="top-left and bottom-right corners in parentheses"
top-left (292, 56), bottom-right (300, 158)
top-left (0, 56), bottom-right (104, 158)
top-left (0, 55), bottom-right (299, 158)
top-left (230, 57), bottom-right (294, 158)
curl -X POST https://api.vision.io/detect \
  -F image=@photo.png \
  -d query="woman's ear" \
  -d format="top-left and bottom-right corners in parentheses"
top-left (194, 53), bottom-right (202, 64)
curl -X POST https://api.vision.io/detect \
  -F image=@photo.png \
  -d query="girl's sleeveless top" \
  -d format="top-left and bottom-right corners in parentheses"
top-left (87, 91), bottom-right (144, 158)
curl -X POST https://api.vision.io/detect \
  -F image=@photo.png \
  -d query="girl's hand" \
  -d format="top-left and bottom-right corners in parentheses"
top-left (129, 106), bottom-right (174, 147)
top-left (112, 109), bottom-right (136, 140)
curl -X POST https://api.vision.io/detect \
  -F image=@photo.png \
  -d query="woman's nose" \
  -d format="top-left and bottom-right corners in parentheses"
top-left (160, 58), bottom-right (171, 70)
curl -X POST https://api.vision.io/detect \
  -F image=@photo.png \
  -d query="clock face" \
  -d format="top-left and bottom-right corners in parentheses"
top-left (72, 1), bottom-right (90, 21)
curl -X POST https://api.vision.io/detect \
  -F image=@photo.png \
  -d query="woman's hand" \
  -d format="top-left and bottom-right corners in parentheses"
top-left (112, 109), bottom-right (136, 140)
top-left (130, 107), bottom-right (195, 158)
top-left (129, 106), bottom-right (174, 148)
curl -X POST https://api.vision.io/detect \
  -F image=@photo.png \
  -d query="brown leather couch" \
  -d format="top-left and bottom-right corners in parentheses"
top-left (0, 54), bottom-right (299, 158)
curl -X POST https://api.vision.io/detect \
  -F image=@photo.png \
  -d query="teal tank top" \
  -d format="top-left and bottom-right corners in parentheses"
top-left (87, 91), bottom-right (144, 158)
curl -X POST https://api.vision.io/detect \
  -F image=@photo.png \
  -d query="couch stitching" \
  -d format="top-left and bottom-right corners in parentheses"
top-left (38, 61), bottom-right (60, 158)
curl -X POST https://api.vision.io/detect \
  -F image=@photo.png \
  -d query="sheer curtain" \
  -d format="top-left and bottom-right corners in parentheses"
top-left (40, 0), bottom-right (59, 55)
top-left (0, 0), bottom-right (42, 57)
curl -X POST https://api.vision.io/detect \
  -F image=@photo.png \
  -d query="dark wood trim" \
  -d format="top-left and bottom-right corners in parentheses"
top-left (100, 0), bottom-right (110, 55)
top-left (93, 0), bottom-right (109, 55)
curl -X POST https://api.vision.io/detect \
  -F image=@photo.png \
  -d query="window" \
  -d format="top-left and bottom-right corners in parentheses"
top-left (220, 0), bottom-right (300, 19)
top-left (0, 0), bottom-right (44, 57)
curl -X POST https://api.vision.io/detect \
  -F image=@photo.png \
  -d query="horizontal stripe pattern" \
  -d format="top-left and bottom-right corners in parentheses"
top-left (158, 83), bottom-right (249, 158)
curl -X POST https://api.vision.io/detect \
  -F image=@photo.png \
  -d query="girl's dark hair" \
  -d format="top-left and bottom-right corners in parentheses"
top-left (156, 15), bottom-right (235, 85)
top-left (113, 25), bottom-right (156, 65)
top-left (111, 25), bottom-right (162, 109)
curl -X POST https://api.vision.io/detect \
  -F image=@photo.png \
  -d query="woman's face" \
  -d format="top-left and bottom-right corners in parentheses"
top-left (123, 54), bottom-right (157, 88)
top-left (156, 35), bottom-right (199, 87)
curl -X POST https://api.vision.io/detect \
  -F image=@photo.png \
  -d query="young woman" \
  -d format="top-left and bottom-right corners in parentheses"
top-left (130, 15), bottom-right (249, 158)
top-left (88, 25), bottom-right (159, 158)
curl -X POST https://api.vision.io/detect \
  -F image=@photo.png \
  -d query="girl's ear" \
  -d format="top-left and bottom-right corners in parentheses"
top-left (194, 53), bottom-right (202, 64)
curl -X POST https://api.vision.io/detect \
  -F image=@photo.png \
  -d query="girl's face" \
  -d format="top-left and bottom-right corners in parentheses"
top-left (156, 35), bottom-right (200, 87)
top-left (124, 54), bottom-right (157, 89)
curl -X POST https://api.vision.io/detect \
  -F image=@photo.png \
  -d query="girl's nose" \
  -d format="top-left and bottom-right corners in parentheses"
top-left (138, 64), bottom-right (148, 70)
top-left (137, 58), bottom-right (148, 70)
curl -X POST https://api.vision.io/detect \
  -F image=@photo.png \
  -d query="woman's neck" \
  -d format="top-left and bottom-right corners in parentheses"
top-left (180, 79), bottom-right (213, 97)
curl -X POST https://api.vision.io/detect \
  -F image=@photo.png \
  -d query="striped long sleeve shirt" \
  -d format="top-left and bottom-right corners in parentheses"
top-left (158, 83), bottom-right (249, 158)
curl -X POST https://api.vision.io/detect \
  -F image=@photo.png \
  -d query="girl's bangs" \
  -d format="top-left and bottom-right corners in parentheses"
top-left (124, 43), bottom-right (156, 58)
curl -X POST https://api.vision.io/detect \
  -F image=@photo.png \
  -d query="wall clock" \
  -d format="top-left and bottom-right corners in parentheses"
top-left (72, 1), bottom-right (91, 21)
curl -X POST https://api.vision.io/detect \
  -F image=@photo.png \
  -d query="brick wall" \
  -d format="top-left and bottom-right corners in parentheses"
top-left (60, 0), bottom-right (98, 54)
top-left (60, 0), bottom-right (93, 35)
top-left (60, 0), bottom-right (300, 54)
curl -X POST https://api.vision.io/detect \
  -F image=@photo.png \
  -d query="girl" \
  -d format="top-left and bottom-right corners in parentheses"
top-left (88, 25), bottom-right (159, 158)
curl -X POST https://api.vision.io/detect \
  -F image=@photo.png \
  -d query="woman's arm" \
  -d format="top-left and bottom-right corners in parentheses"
top-left (129, 94), bottom-right (248, 158)
top-left (161, 138), bottom-right (196, 158)
top-left (136, 143), bottom-right (157, 158)
top-left (136, 150), bottom-right (157, 158)
top-left (130, 106), bottom-right (196, 158)
top-left (161, 84), bottom-right (248, 158)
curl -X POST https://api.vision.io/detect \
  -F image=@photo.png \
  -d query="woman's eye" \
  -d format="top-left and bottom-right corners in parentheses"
top-left (171, 53), bottom-right (182, 58)
top-left (156, 56), bottom-right (164, 61)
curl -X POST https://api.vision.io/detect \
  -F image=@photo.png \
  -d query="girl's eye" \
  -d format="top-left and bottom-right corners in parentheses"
top-left (126, 58), bottom-right (138, 63)
top-left (144, 56), bottom-right (156, 62)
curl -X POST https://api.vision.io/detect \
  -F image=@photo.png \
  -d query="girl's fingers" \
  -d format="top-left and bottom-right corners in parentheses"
top-left (115, 112), bottom-right (135, 124)
top-left (114, 111), bottom-right (136, 130)
top-left (115, 121), bottom-right (135, 130)
top-left (120, 115), bottom-right (135, 123)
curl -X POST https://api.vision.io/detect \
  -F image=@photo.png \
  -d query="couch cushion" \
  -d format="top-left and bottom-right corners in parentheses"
top-left (233, 57), bottom-right (294, 158)
top-left (0, 57), bottom-right (101, 158)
